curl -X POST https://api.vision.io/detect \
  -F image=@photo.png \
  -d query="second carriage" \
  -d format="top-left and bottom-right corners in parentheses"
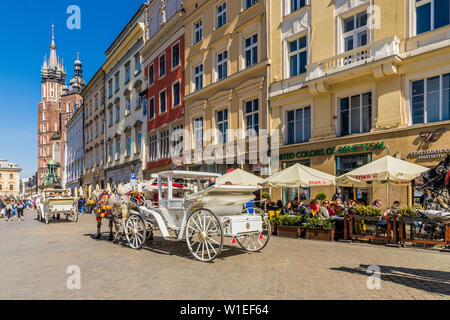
top-left (122, 170), bottom-right (271, 262)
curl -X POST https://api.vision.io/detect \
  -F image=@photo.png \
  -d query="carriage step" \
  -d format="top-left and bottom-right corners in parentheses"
top-left (164, 237), bottom-right (178, 241)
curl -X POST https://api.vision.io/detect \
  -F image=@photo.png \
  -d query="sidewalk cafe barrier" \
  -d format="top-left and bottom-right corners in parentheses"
top-left (397, 215), bottom-right (450, 247)
top-left (344, 211), bottom-right (396, 244)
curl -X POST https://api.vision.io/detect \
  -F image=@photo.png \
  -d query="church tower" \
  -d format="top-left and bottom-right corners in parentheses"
top-left (37, 25), bottom-right (66, 186)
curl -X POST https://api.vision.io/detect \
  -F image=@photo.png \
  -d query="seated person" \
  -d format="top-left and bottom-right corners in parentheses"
top-left (276, 200), bottom-right (288, 215)
top-left (298, 201), bottom-right (313, 218)
top-left (309, 199), bottom-right (320, 216)
top-left (317, 201), bottom-right (330, 219)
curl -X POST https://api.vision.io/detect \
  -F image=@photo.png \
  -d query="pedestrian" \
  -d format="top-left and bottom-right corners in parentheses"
top-left (78, 196), bottom-right (86, 215)
top-left (0, 198), bottom-right (5, 218)
top-left (17, 199), bottom-right (25, 221)
top-left (5, 198), bottom-right (13, 222)
top-left (420, 189), bottom-right (430, 207)
top-left (331, 188), bottom-right (344, 202)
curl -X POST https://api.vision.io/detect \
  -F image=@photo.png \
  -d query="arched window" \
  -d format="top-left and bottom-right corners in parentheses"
top-left (53, 142), bottom-right (61, 162)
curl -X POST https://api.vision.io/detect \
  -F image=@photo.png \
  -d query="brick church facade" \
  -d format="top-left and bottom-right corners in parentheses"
top-left (38, 26), bottom-right (85, 186)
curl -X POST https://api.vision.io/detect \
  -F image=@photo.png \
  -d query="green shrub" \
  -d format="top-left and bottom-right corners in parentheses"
top-left (355, 205), bottom-right (381, 216)
top-left (315, 192), bottom-right (327, 201)
top-left (277, 214), bottom-right (303, 226)
top-left (305, 216), bottom-right (335, 229)
top-left (398, 207), bottom-right (418, 217)
top-left (269, 215), bottom-right (279, 226)
top-left (261, 192), bottom-right (271, 199)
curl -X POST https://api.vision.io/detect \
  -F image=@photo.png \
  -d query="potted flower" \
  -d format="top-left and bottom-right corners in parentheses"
top-left (354, 205), bottom-right (382, 222)
top-left (305, 217), bottom-right (335, 241)
top-left (397, 207), bottom-right (420, 224)
top-left (276, 214), bottom-right (304, 238)
top-left (269, 215), bottom-right (278, 235)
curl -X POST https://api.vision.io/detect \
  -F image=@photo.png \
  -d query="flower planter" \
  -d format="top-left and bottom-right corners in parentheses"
top-left (271, 224), bottom-right (277, 235)
top-left (352, 215), bottom-right (381, 222)
top-left (276, 225), bottom-right (301, 238)
top-left (305, 228), bottom-right (335, 241)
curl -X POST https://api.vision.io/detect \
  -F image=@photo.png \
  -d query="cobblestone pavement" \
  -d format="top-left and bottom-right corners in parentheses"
top-left (0, 209), bottom-right (449, 300)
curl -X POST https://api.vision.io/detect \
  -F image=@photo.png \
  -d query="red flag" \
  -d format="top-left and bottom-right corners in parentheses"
top-left (231, 237), bottom-right (236, 244)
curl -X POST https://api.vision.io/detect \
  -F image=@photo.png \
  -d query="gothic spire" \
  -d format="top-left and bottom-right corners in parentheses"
top-left (49, 25), bottom-right (58, 68)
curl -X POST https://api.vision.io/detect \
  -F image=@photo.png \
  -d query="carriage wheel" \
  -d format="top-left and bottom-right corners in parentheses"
top-left (125, 214), bottom-right (147, 250)
top-left (186, 208), bottom-right (223, 262)
top-left (236, 207), bottom-right (271, 252)
top-left (45, 213), bottom-right (49, 224)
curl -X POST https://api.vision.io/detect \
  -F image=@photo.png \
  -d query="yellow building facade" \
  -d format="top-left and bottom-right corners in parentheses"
top-left (0, 160), bottom-right (21, 197)
top-left (268, 0), bottom-right (450, 205)
top-left (183, 0), bottom-right (270, 175)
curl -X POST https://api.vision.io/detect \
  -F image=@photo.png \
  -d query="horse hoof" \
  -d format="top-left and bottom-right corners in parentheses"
top-left (94, 233), bottom-right (101, 239)
top-left (108, 235), bottom-right (114, 241)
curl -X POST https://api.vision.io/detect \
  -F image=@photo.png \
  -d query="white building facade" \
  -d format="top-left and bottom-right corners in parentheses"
top-left (65, 103), bottom-right (84, 194)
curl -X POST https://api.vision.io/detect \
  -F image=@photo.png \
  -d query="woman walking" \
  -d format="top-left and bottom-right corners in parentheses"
top-left (5, 198), bottom-right (13, 222)
top-left (17, 199), bottom-right (25, 221)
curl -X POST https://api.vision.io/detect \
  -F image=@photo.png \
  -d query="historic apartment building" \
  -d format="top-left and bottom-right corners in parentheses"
top-left (82, 68), bottom-right (106, 192)
top-left (65, 101), bottom-right (84, 195)
top-left (141, 0), bottom-right (185, 176)
top-left (0, 160), bottom-right (21, 197)
top-left (268, 0), bottom-right (450, 204)
top-left (103, 5), bottom-right (147, 186)
top-left (183, 0), bottom-right (270, 175)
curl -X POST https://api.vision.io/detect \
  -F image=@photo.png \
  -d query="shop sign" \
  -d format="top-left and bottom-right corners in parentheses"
top-left (419, 128), bottom-right (446, 144)
top-left (408, 148), bottom-right (450, 160)
top-left (279, 141), bottom-right (385, 161)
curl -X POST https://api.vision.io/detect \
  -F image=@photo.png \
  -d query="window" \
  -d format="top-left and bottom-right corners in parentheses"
top-left (172, 124), bottom-right (184, 156)
top-left (108, 80), bottom-right (113, 97)
top-left (194, 64), bottom-right (203, 91)
top-left (173, 81), bottom-right (181, 107)
top-left (0, 184), bottom-right (2, 191)
top-left (244, 34), bottom-right (258, 67)
top-left (160, 90), bottom-right (167, 113)
top-left (143, 96), bottom-right (148, 116)
top-left (136, 131), bottom-right (142, 153)
top-left (109, 110), bottom-right (113, 126)
top-left (9, 173), bottom-right (13, 179)
top-left (336, 153), bottom-right (372, 176)
top-left (245, 99), bottom-right (259, 137)
top-left (159, 54), bottom-right (166, 78)
top-left (149, 97), bottom-right (155, 119)
top-left (339, 92), bottom-right (372, 136)
top-left (126, 96), bottom-right (131, 114)
top-left (291, 0), bottom-right (306, 13)
top-left (149, 64), bottom-right (154, 85)
top-left (50, 83), bottom-right (54, 97)
top-left (95, 122), bottom-right (98, 137)
top-left (126, 136), bottom-right (132, 156)
top-left (343, 11), bottom-right (368, 52)
top-left (217, 50), bottom-right (228, 80)
top-left (160, 130), bottom-right (170, 159)
top-left (137, 96), bottom-right (142, 110)
top-left (95, 97), bottom-right (98, 110)
top-left (287, 106), bottom-right (311, 144)
top-left (10, 184), bottom-right (14, 191)
top-left (411, 73), bottom-right (450, 124)
top-left (194, 20), bottom-right (203, 43)
top-left (416, 0), bottom-right (450, 35)
top-left (288, 36), bottom-right (307, 77)
top-left (115, 73), bottom-right (120, 92)
top-left (217, 3), bottom-right (227, 29)
top-left (194, 117), bottom-right (204, 149)
top-left (216, 109), bottom-right (228, 143)
top-left (245, 0), bottom-right (258, 10)
top-left (125, 63), bottom-right (131, 83)
top-left (149, 135), bottom-right (157, 161)
top-left (109, 143), bottom-right (114, 162)
top-left (135, 55), bottom-right (141, 74)
top-left (101, 120), bottom-right (104, 133)
top-left (115, 105), bottom-right (120, 123)
top-left (172, 43), bottom-right (180, 68)
top-left (96, 151), bottom-right (99, 167)
top-left (116, 140), bottom-right (121, 158)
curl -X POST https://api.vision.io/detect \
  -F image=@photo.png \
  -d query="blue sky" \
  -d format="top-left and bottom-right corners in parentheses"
top-left (0, 0), bottom-right (144, 178)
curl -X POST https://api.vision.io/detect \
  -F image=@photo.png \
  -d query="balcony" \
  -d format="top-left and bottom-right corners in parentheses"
top-left (306, 36), bottom-right (401, 94)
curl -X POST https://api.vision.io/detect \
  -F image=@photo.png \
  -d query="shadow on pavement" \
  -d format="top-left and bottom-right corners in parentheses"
top-left (331, 264), bottom-right (450, 296)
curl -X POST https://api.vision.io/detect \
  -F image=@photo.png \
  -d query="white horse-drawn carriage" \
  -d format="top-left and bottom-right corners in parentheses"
top-left (123, 171), bottom-right (270, 262)
top-left (37, 189), bottom-right (78, 224)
